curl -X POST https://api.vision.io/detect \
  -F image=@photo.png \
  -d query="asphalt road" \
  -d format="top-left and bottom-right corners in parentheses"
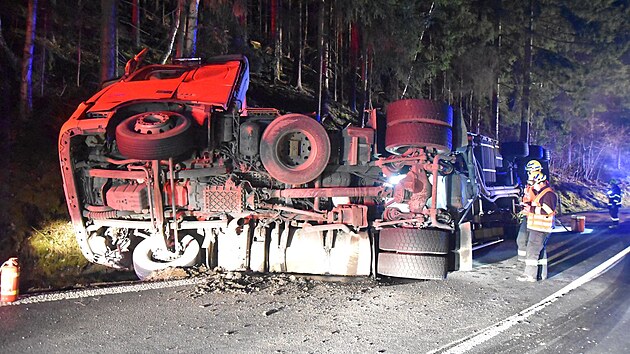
top-left (1, 210), bottom-right (628, 354)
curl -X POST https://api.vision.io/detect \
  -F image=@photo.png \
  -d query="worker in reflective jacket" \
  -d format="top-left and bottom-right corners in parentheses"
top-left (516, 160), bottom-right (542, 261)
top-left (607, 179), bottom-right (622, 229)
top-left (517, 171), bottom-right (557, 282)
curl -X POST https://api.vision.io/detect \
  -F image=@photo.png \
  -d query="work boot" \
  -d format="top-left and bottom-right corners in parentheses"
top-left (516, 275), bottom-right (536, 282)
top-left (609, 224), bottom-right (618, 229)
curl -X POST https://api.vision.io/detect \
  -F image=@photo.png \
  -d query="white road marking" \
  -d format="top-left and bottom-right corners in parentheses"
top-left (429, 244), bottom-right (630, 354)
top-left (1, 277), bottom-right (206, 307)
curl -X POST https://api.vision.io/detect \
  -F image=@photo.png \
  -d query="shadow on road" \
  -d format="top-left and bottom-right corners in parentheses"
top-left (472, 209), bottom-right (629, 280)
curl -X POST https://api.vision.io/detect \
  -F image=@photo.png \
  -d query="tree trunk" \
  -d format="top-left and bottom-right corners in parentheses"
top-left (272, 0), bottom-right (282, 83)
top-left (519, 0), bottom-right (534, 143)
top-left (132, 0), bottom-right (140, 48)
top-left (77, 0), bottom-right (82, 86)
top-left (350, 22), bottom-right (359, 112)
top-left (162, 3), bottom-right (182, 64)
top-left (494, 6), bottom-right (502, 140)
top-left (175, 0), bottom-right (186, 58)
top-left (184, 0), bottom-right (199, 57)
top-left (401, 1), bottom-right (435, 99)
top-left (100, 0), bottom-right (117, 83)
top-left (19, 0), bottom-right (38, 119)
top-left (294, 0), bottom-right (303, 91)
top-left (316, 0), bottom-right (325, 121)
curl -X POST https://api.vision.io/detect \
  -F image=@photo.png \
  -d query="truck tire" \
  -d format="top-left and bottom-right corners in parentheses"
top-left (116, 111), bottom-right (194, 160)
top-left (260, 114), bottom-right (331, 185)
top-left (377, 253), bottom-right (448, 280)
top-left (132, 235), bottom-right (200, 280)
top-left (379, 228), bottom-right (450, 254)
top-left (527, 145), bottom-right (544, 159)
top-left (541, 148), bottom-right (551, 161)
top-left (500, 141), bottom-right (528, 158)
top-left (385, 122), bottom-right (452, 154)
top-left (386, 99), bottom-right (453, 127)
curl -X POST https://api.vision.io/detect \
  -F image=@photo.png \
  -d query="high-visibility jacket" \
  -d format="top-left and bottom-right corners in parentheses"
top-left (527, 186), bottom-right (557, 232)
top-left (522, 185), bottom-right (535, 205)
top-left (607, 184), bottom-right (622, 207)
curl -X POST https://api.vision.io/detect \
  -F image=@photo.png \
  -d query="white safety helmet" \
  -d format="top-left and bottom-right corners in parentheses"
top-left (525, 160), bottom-right (542, 172)
top-left (528, 171), bottom-right (547, 184)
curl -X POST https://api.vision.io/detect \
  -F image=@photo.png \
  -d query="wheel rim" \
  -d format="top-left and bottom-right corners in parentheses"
top-left (275, 131), bottom-right (313, 169)
top-left (133, 112), bottom-right (175, 135)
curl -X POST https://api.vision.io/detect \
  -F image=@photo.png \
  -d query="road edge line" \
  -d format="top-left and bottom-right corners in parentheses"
top-left (1, 277), bottom-right (207, 306)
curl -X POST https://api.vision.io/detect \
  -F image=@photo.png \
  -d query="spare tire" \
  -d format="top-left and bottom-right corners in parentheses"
top-left (116, 111), bottom-right (194, 160)
top-left (385, 122), bottom-right (452, 154)
top-left (386, 99), bottom-right (453, 127)
top-left (260, 114), bottom-right (331, 185)
top-left (527, 145), bottom-right (544, 159)
top-left (500, 141), bottom-right (529, 158)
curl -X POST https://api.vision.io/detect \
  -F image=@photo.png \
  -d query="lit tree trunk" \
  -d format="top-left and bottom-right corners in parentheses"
top-left (184, 0), bottom-right (199, 57)
top-left (349, 22), bottom-right (359, 112)
top-left (272, 0), bottom-right (282, 83)
top-left (100, 0), bottom-right (117, 83)
top-left (316, 0), bottom-right (325, 121)
top-left (232, 0), bottom-right (248, 50)
top-left (162, 2), bottom-right (182, 64)
top-left (494, 2), bottom-right (502, 140)
top-left (175, 0), bottom-right (186, 58)
top-left (20, 0), bottom-right (38, 119)
top-left (519, 0), bottom-right (534, 143)
top-left (132, 0), bottom-right (140, 47)
top-left (294, 0), bottom-right (304, 91)
top-left (77, 0), bottom-right (83, 86)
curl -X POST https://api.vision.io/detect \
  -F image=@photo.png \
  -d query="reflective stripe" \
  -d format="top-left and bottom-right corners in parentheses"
top-left (611, 217), bottom-right (619, 221)
top-left (525, 258), bottom-right (547, 266)
top-left (528, 214), bottom-right (554, 232)
top-left (518, 250), bottom-right (527, 257)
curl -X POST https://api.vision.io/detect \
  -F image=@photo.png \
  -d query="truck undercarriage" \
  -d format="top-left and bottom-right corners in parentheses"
top-left (59, 55), bottom-right (534, 281)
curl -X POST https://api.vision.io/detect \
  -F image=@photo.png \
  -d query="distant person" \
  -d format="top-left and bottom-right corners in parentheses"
top-left (517, 171), bottom-right (557, 282)
top-left (516, 160), bottom-right (542, 261)
top-left (607, 179), bottom-right (622, 229)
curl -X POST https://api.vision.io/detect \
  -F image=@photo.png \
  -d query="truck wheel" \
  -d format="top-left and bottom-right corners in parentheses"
top-left (386, 99), bottom-right (453, 127)
top-left (377, 253), bottom-right (448, 280)
top-left (541, 148), bottom-right (551, 161)
top-left (132, 235), bottom-right (200, 280)
top-left (500, 141), bottom-right (528, 158)
top-left (116, 111), bottom-right (193, 160)
top-left (379, 228), bottom-right (450, 254)
top-left (527, 145), bottom-right (544, 159)
top-left (385, 122), bottom-right (452, 154)
top-left (260, 114), bottom-right (331, 185)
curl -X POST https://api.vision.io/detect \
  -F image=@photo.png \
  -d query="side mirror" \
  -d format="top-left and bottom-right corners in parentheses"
top-left (124, 48), bottom-right (149, 78)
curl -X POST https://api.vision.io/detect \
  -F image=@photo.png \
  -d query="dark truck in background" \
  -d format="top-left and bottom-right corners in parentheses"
top-left (58, 53), bottom-right (549, 280)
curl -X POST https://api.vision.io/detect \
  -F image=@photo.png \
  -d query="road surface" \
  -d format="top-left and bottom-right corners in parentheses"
top-left (1, 210), bottom-right (628, 353)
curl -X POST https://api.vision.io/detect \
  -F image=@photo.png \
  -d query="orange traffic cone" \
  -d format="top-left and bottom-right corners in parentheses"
top-left (1, 257), bottom-right (20, 303)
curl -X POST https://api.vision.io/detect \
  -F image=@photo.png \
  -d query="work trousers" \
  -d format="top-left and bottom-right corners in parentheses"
top-left (609, 205), bottom-right (619, 226)
top-left (516, 220), bottom-right (529, 260)
top-left (524, 229), bottom-right (551, 280)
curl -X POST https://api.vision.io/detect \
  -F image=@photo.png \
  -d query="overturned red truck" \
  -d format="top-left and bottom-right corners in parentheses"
top-left (59, 53), bottom-right (548, 280)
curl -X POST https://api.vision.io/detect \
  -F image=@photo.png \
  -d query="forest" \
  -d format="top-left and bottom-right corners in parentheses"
top-left (0, 1), bottom-right (628, 285)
